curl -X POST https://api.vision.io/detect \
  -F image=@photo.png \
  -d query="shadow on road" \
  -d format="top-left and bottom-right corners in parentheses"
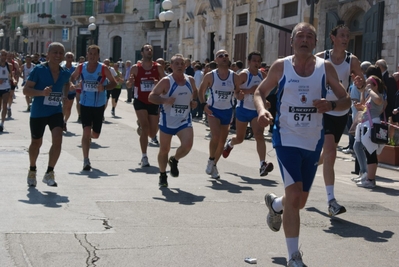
top-left (19, 187), bottom-right (69, 208)
top-left (69, 168), bottom-right (118, 179)
top-left (226, 172), bottom-right (279, 187)
top-left (206, 179), bottom-right (253, 194)
top-left (271, 256), bottom-right (287, 266)
top-left (129, 166), bottom-right (159, 174)
top-left (153, 187), bottom-right (205, 205)
top-left (306, 207), bottom-right (394, 242)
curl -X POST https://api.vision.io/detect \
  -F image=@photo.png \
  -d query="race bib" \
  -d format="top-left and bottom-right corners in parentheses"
top-left (44, 92), bottom-right (62, 106)
top-left (170, 104), bottom-right (189, 117)
top-left (215, 90), bottom-right (231, 102)
top-left (83, 81), bottom-right (98, 92)
top-left (141, 80), bottom-right (154, 92)
top-left (288, 106), bottom-right (317, 128)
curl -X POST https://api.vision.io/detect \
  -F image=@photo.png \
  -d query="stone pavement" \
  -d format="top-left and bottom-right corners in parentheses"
top-left (0, 85), bottom-right (398, 267)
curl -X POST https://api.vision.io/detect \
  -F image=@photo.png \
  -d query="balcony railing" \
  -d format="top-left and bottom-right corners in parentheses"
top-left (98, 0), bottom-right (124, 15)
top-left (70, 1), bottom-right (97, 17)
top-left (4, 2), bottom-right (25, 15)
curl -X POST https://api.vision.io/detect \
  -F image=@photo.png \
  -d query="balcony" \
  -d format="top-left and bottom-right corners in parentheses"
top-left (4, 2), bottom-right (25, 15)
top-left (97, 0), bottom-right (124, 22)
top-left (23, 13), bottom-right (40, 27)
top-left (70, 1), bottom-right (97, 21)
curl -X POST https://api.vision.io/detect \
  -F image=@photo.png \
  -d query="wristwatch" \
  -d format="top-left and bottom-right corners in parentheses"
top-left (330, 101), bottom-right (336, 111)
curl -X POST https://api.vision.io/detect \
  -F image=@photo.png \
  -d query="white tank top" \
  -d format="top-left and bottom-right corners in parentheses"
top-left (23, 64), bottom-right (35, 82)
top-left (206, 69), bottom-right (235, 110)
top-left (324, 49), bottom-right (351, 116)
top-left (0, 65), bottom-right (11, 90)
top-left (274, 56), bottom-right (326, 151)
top-left (159, 74), bottom-right (193, 129)
top-left (237, 69), bottom-right (263, 110)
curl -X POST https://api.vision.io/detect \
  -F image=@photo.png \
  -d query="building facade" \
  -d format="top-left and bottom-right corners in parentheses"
top-left (1, 0), bottom-right (398, 72)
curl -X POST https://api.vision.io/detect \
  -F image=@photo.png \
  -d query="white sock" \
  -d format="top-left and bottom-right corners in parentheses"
top-left (228, 140), bottom-right (233, 147)
top-left (142, 153), bottom-right (147, 158)
top-left (326, 185), bottom-right (335, 203)
top-left (286, 237), bottom-right (299, 260)
top-left (272, 196), bottom-right (284, 213)
top-left (260, 160), bottom-right (265, 167)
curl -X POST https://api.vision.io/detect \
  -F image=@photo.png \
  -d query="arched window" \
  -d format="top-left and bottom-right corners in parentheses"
top-left (112, 36), bottom-right (122, 61)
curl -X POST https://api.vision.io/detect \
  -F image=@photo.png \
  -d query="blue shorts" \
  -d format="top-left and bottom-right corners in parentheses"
top-left (208, 106), bottom-right (233, 125)
top-left (160, 123), bottom-right (192, 136)
top-left (0, 89), bottom-right (10, 97)
top-left (67, 93), bottom-right (76, 100)
top-left (275, 146), bottom-right (321, 192)
top-left (236, 107), bottom-right (258, 123)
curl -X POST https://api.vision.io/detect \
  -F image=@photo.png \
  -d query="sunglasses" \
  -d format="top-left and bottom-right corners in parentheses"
top-left (217, 53), bottom-right (229, 58)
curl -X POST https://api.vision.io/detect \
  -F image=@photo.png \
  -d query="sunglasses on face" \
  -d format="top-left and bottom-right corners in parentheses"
top-left (217, 53), bottom-right (229, 58)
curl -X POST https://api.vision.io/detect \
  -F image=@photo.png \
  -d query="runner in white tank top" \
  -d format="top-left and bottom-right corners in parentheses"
top-left (254, 22), bottom-right (351, 266)
top-left (315, 24), bottom-right (365, 217)
top-left (222, 51), bottom-right (274, 177)
top-left (149, 54), bottom-right (198, 187)
top-left (198, 49), bottom-right (241, 180)
top-left (21, 55), bottom-right (35, 111)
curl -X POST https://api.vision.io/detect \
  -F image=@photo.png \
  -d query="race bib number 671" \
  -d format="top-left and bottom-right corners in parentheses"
top-left (288, 106), bottom-right (317, 128)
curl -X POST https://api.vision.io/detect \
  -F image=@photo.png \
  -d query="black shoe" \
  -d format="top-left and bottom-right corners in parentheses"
top-left (159, 174), bottom-right (168, 187)
top-left (168, 156), bottom-right (179, 177)
top-left (351, 171), bottom-right (359, 175)
top-left (77, 116), bottom-right (82, 123)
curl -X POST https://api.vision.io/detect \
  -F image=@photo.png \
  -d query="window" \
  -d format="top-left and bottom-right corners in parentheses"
top-left (237, 13), bottom-right (248, 26)
top-left (42, 2), bottom-right (45, 13)
top-left (283, 1), bottom-right (298, 18)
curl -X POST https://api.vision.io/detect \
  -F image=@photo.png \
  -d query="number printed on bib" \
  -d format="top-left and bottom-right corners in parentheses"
top-left (170, 104), bottom-right (188, 117)
top-left (288, 106), bottom-right (317, 128)
top-left (215, 90), bottom-right (231, 102)
top-left (44, 92), bottom-right (63, 106)
top-left (141, 80), bottom-right (154, 92)
top-left (83, 81), bottom-right (98, 92)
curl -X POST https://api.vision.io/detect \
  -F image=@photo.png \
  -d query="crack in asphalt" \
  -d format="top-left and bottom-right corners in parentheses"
top-left (74, 234), bottom-right (99, 267)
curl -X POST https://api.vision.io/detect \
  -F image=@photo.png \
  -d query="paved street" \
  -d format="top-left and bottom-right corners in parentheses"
top-left (0, 84), bottom-right (398, 267)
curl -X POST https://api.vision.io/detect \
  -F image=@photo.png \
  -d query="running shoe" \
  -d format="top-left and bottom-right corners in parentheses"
top-left (141, 156), bottom-right (150, 167)
top-left (328, 198), bottom-right (346, 216)
top-left (111, 110), bottom-right (115, 116)
top-left (356, 178), bottom-right (376, 188)
top-left (27, 170), bottom-right (37, 187)
top-left (287, 251), bottom-right (307, 267)
top-left (150, 135), bottom-right (159, 145)
top-left (222, 139), bottom-right (233, 158)
top-left (0, 125), bottom-right (3, 132)
top-left (77, 115), bottom-right (82, 123)
top-left (136, 120), bottom-right (142, 136)
top-left (42, 171), bottom-right (57, 187)
top-left (83, 158), bottom-right (92, 171)
top-left (260, 161), bottom-right (274, 176)
top-left (27, 105), bottom-right (31, 112)
top-left (211, 165), bottom-right (220, 179)
top-left (351, 172), bottom-right (367, 183)
top-left (63, 123), bottom-right (67, 132)
top-left (7, 108), bottom-right (11, 118)
top-left (159, 174), bottom-right (168, 187)
top-left (264, 193), bottom-right (282, 232)
top-left (168, 156), bottom-right (179, 177)
top-left (205, 159), bottom-right (214, 175)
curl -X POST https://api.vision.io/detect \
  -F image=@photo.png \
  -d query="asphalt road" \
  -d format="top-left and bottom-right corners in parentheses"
top-left (0, 84), bottom-right (398, 267)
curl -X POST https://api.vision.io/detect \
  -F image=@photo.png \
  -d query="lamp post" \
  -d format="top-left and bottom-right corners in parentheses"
top-left (88, 16), bottom-right (96, 45)
top-left (0, 29), bottom-right (4, 49)
top-left (158, 0), bottom-right (174, 60)
top-left (16, 27), bottom-right (21, 52)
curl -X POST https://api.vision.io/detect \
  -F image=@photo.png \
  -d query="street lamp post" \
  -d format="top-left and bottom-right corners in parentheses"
top-left (0, 29), bottom-right (4, 49)
top-left (16, 27), bottom-right (21, 52)
top-left (88, 16), bottom-right (96, 45)
top-left (158, 0), bottom-right (174, 60)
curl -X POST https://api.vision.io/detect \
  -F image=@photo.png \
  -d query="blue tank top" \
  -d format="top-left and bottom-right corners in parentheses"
top-left (79, 62), bottom-right (108, 107)
top-left (29, 63), bottom-right (71, 118)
